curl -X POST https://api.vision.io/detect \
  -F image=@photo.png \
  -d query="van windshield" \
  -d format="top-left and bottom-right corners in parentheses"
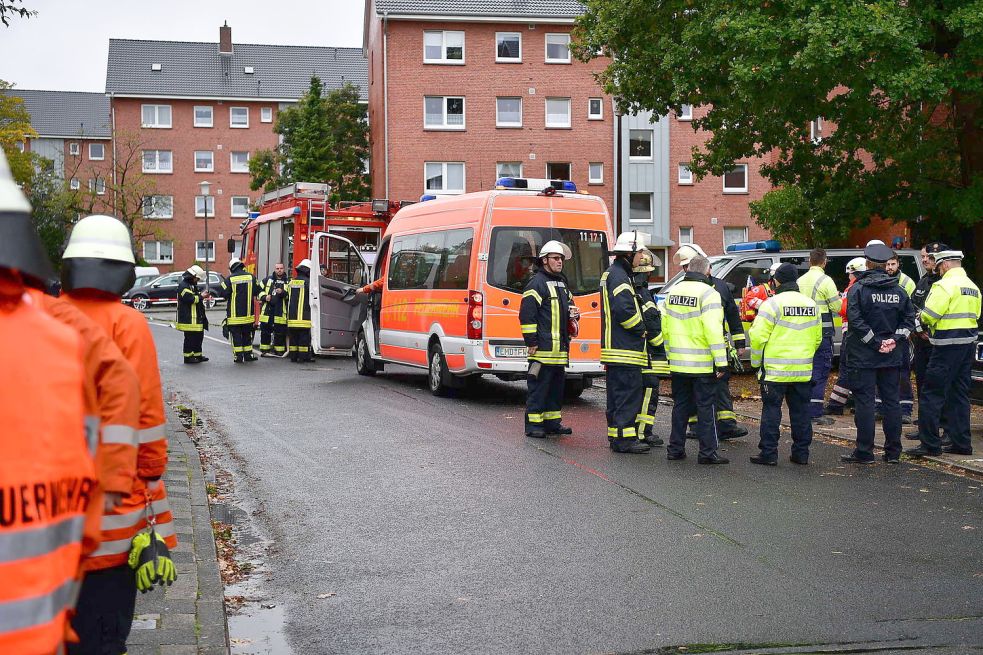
top-left (488, 227), bottom-right (608, 296)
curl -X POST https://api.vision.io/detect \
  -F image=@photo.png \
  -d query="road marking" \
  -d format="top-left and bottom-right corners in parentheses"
top-left (147, 319), bottom-right (229, 344)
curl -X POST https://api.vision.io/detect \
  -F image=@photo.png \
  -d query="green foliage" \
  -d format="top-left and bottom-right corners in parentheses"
top-left (249, 77), bottom-right (370, 203)
top-left (0, 80), bottom-right (37, 185)
top-left (26, 162), bottom-right (75, 270)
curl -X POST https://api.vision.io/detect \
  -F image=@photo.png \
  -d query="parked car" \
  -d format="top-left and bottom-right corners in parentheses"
top-left (122, 271), bottom-right (225, 311)
top-left (972, 322), bottom-right (983, 405)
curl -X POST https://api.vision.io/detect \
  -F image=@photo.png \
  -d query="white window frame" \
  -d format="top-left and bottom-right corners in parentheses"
top-left (588, 162), bottom-right (603, 184)
top-left (723, 227), bottom-right (749, 250)
top-left (545, 33), bottom-right (571, 63)
top-left (195, 195), bottom-right (216, 217)
top-left (545, 97), bottom-right (571, 128)
top-left (142, 150), bottom-right (172, 174)
top-left (424, 161), bottom-right (466, 195)
top-left (495, 32), bottom-right (522, 63)
top-left (69, 142), bottom-right (80, 156)
top-left (629, 129), bottom-right (654, 160)
top-left (69, 177), bottom-right (80, 190)
top-left (546, 162), bottom-right (572, 181)
top-left (587, 98), bottom-right (603, 120)
top-left (678, 104), bottom-right (693, 121)
top-left (194, 106), bottom-right (213, 128)
top-left (230, 107), bottom-right (249, 128)
top-left (496, 162), bottom-right (523, 178)
top-left (495, 97), bottom-right (522, 128)
top-left (141, 104), bottom-right (172, 128)
top-left (810, 117), bottom-right (823, 144)
top-left (423, 30), bottom-right (465, 64)
top-left (678, 163), bottom-right (693, 185)
top-left (194, 150), bottom-right (214, 173)
top-left (678, 227), bottom-right (694, 245)
top-left (143, 240), bottom-right (174, 264)
top-left (143, 195), bottom-right (174, 219)
top-left (230, 151), bottom-right (250, 173)
top-left (89, 143), bottom-right (105, 161)
top-left (423, 96), bottom-right (466, 130)
top-left (723, 164), bottom-right (749, 193)
top-left (195, 241), bottom-right (216, 263)
top-left (260, 107), bottom-right (273, 123)
top-left (88, 178), bottom-right (106, 195)
top-left (231, 196), bottom-right (250, 217)
top-left (628, 192), bottom-right (653, 223)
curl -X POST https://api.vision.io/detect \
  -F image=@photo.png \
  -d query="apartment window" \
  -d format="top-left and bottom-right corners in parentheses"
top-left (14, 140), bottom-right (23, 152)
top-left (678, 227), bottom-right (693, 244)
top-left (496, 32), bottom-right (521, 62)
top-left (231, 196), bottom-right (250, 217)
top-left (678, 104), bottom-right (693, 120)
top-left (195, 195), bottom-right (216, 217)
top-left (724, 227), bottom-right (749, 248)
top-left (496, 97), bottom-right (522, 127)
top-left (69, 177), bottom-right (80, 190)
top-left (629, 130), bottom-right (653, 159)
top-left (261, 107), bottom-right (273, 123)
top-left (723, 164), bottom-right (748, 193)
top-left (424, 162), bottom-right (465, 195)
top-left (588, 162), bottom-right (603, 184)
top-left (678, 163), bottom-right (693, 185)
top-left (810, 117), bottom-right (824, 144)
top-left (230, 107), bottom-right (249, 128)
top-left (497, 162), bottom-right (522, 178)
top-left (143, 240), bottom-right (173, 264)
top-left (546, 162), bottom-right (571, 180)
top-left (88, 178), bottom-right (106, 195)
top-left (194, 106), bottom-right (213, 127)
top-left (545, 98), bottom-right (571, 128)
top-left (545, 33), bottom-right (571, 63)
top-left (142, 195), bottom-right (174, 219)
top-left (424, 96), bottom-right (465, 129)
top-left (230, 151), bottom-right (250, 173)
top-left (69, 142), bottom-right (80, 156)
top-left (142, 150), bottom-right (172, 173)
top-left (588, 98), bottom-right (603, 120)
top-left (194, 151), bottom-right (214, 172)
top-left (195, 241), bottom-right (216, 262)
top-left (629, 193), bottom-right (652, 222)
top-left (89, 143), bottom-right (105, 161)
top-left (423, 30), bottom-right (464, 64)
top-left (141, 104), bottom-right (172, 128)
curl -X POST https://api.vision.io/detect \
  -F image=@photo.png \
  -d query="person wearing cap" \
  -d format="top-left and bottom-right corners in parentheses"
top-left (796, 248), bottom-right (842, 426)
top-left (519, 240), bottom-right (579, 438)
top-left (220, 257), bottom-right (261, 363)
top-left (739, 262), bottom-right (778, 322)
top-left (176, 265), bottom-right (210, 363)
top-left (287, 258), bottom-right (314, 362)
top-left (632, 249), bottom-right (667, 446)
top-left (883, 252), bottom-right (918, 422)
top-left (908, 242), bottom-right (948, 435)
top-left (748, 263), bottom-right (822, 465)
top-left (259, 262), bottom-right (290, 357)
top-left (906, 249), bottom-right (981, 457)
top-left (601, 231), bottom-right (652, 454)
top-left (825, 257), bottom-right (866, 416)
top-left (840, 243), bottom-right (915, 464)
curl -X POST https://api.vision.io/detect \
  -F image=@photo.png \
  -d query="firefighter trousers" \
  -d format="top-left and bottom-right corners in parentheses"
top-left (918, 344), bottom-right (974, 452)
top-left (669, 374), bottom-right (720, 459)
top-left (605, 365), bottom-right (643, 443)
top-left (852, 366), bottom-right (902, 461)
top-left (68, 564), bottom-right (137, 655)
top-left (758, 381), bottom-right (812, 462)
top-left (260, 321), bottom-right (287, 354)
top-left (182, 330), bottom-right (204, 362)
top-left (525, 363), bottom-right (566, 434)
top-left (229, 324), bottom-right (254, 360)
top-left (809, 336), bottom-right (833, 418)
top-left (687, 369), bottom-right (738, 433)
top-left (289, 328), bottom-right (313, 361)
top-left (636, 372), bottom-right (661, 439)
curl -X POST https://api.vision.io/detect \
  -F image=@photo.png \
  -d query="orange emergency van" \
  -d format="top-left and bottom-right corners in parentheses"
top-left (309, 178), bottom-right (614, 397)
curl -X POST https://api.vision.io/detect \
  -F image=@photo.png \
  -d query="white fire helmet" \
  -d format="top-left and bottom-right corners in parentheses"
top-left (62, 215), bottom-right (135, 264)
top-left (769, 261), bottom-right (782, 276)
top-left (673, 243), bottom-right (707, 267)
top-left (865, 239), bottom-right (885, 246)
top-left (229, 257), bottom-right (243, 269)
top-left (611, 230), bottom-right (651, 254)
top-left (186, 265), bottom-right (206, 279)
top-left (538, 240), bottom-right (572, 260)
top-left (845, 257), bottom-right (866, 274)
top-left (297, 258), bottom-right (313, 271)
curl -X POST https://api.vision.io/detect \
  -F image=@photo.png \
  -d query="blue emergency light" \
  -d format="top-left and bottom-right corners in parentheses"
top-left (419, 194), bottom-right (438, 202)
top-left (725, 239), bottom-right (782, 253)
top-left (495, 177), bottom-right (577, 192)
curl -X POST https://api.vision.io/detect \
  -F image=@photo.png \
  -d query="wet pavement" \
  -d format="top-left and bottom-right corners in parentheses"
top-left (147, 318), bottom-right (983, 655)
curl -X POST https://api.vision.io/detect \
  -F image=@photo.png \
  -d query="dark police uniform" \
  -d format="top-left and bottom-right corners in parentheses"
top-left (176, 272), bottom-right (208, 363)
top-left (287, 264), bottom-right (313, 362)
top-left (259, 271), bottom-right (290, 356)
top-left (635, 281), bottom-right (667, 444)
top-left (220, 261), bottom-right (261, 362)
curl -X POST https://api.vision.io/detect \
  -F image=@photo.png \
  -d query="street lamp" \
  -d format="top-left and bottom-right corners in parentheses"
top-left (199, 180), bottom-right (211, 297)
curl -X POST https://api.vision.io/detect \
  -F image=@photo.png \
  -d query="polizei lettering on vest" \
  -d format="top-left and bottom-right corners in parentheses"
top-left (961, 288), bottom-right (980, 298)
top-left (783, 306), bottom-right (817, 317)
top-left (871, 293), bottom-right (900, 303)
top-left (668, 295), bottom-right (698, 308)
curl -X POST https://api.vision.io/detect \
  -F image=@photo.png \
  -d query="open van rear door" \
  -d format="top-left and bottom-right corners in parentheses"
top-left (311, 232), bottom-right (368, 353)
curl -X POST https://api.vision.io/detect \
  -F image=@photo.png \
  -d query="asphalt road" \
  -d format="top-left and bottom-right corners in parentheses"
top-left (148, 318), bottom-right (983, 655)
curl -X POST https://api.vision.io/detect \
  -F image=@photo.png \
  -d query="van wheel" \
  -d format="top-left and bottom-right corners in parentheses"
top-left (355, 331), bottom-right (377, 376)
top-left (428, 343), bottom-right (456, 397)
top-left (564, 378), bottom-right (587, 400)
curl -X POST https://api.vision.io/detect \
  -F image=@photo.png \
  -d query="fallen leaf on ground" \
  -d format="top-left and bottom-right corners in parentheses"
top-left (317, 593), bottom-right (336, 599)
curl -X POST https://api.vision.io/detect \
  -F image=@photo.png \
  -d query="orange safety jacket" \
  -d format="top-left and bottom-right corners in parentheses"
top-left (64, 290), bottom-right (177, 570)
top-left (0, 282), bottom-right (97, 655)
top-left (740, 283), bottom-right (774, 323)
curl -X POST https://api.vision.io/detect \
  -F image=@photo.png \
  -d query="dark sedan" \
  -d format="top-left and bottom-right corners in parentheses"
top-left (973, 327), bottom-right (983, 405)
top-left (122, 271), bottom-right (225, 311)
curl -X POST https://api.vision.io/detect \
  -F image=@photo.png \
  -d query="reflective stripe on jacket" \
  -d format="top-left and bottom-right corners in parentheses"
top-left (260, 274), bottom-right (290, 324)
top-left (920, 267), bottom-right (981, 347)
top-left (222, 267), bottom-right (259, 326)
top-left (600, 258), bottom-right (647, 366)
top-left (519, 268), bottom-right (572, 366)
top-left (176, 274), bottom-right (206, 332)
top-left (662, 273), bottom-right (727, 375)
top-left (287, 276), bottom-right (312, 328)
top-left (637, 285), bottom-right (668, 376)
top-left (897, 272), bottom-right (916, 298)
top-left (797, 266), bottom-right (841, 335)
top-left (749, 288), bottom-right (822, 382)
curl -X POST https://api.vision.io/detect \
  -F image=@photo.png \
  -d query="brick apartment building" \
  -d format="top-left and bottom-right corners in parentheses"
top-left (363, 0), bottom-right (616, 211)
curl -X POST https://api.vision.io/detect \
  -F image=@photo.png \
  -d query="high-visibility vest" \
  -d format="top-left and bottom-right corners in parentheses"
top-left (600, 259), bottom-right (647, 366)
top-left (662, 277), bottom-right (728, 374)
top-left (222, 269), bottom-right (258, 326)
top-left (920, 267), bottom-right (981, 347)
top-left (176, 276), bottom-right (205, 332)
top-left (0, 294), bottom-right (96, 655)
top-left (287, 277), bottom-right (312, 329)
top-left (897, 272), bottom-right (916, 298)
top-left (519, 269), bottom-right (572, 366)
top-left (798, 266), bottom-right (841, 335)
top-left (749, 290), bottom-right (823, 382)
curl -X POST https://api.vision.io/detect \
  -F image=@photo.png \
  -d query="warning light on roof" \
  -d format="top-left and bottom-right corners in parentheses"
top-left (494, 177), bottom-right (577, 192)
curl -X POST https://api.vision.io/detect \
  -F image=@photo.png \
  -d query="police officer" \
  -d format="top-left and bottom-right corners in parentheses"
top-left (221, 258), bottom-right (260, 363)
top-left (797, 248), bottom-right (842, 426)
top-left (176, 265), bottom-right (209, 363)
top-left (884, 252), bottom-right (917, 422)
top-left (601, 231), bottom-right (651, 454)
top-left (906, 242), bottom-right (948, 439)
top-left (841, 243), bottom-right (915, 464)
top-left (519, 240), bottom-right (578, 438)
top-left (906, 250), bottom-right (981, 457)
top-left (632, 249), bottom-right (667, 446)
top-left (825, 257), bottom-right (866, 414)
top-left (663, 254), bottom-right (730, 464)
top-left (287, 258), bottom-right (314, 362)
top-left (748, 264), bottom-right (822, 465)
top-left (259, 262), bottom-right (290, 357)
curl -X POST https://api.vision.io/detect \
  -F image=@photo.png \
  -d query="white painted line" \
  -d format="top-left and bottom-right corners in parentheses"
top-left (147, 319), bottom-right (229, 344)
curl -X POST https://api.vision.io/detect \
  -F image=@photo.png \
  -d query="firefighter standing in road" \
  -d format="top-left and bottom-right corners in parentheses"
top-left (906, 250), bottom-right (981, 457)
top-left (259, 263), bottom-right (290, 357)
top-left (748, 264), bottom-right (822, 465)
top-left (632, 249), bottom-right (667, 446)
top-left (176, 265), bottom-right (209, 363)
top-left (519, 240), bottom-right (579, 438)
top-left (221, 258), bottom-right (260, 363)
top-left (796, 248), bottom-right (842, 426)
top-left (288, 258), bottom-right (314, 362)
top-left (825, 258), bottom-right (866, 415)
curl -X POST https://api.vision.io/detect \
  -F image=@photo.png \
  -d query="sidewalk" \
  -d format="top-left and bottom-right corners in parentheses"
top-left (126, 409), bottom-right (230, 655)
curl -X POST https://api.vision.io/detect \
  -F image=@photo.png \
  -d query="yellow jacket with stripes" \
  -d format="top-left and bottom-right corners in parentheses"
top-left (662, 273), bottom-right (727, 375)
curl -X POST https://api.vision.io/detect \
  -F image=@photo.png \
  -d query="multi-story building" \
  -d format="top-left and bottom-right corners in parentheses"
top-left (363, 0), bottom-right (616, 212)
top-left (105, 24), bottom-right (366, 270)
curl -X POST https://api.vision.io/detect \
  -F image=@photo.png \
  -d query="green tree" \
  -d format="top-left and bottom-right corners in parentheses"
top-left (575, 0), bottom-right (983, 256)
top-left (250, 77), bottom-right (370, 203)
top-left (27, 162), bottom-right (75, 269)
top-left (0, 80), bottom-right (37, 186)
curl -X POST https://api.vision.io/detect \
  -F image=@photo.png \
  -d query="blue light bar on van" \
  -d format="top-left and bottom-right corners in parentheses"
top-left (419, 194), bottom-right (438, 202)
top-left (725, 239), bottom-right (782, 253)
top-left (495, 177), bottom-right (577, 192)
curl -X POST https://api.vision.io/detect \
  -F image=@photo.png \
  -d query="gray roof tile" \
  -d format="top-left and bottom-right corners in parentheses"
top-left (2, 89), bottom-right (111, 138)
top-left (373, 0), bottom-right (585, 18)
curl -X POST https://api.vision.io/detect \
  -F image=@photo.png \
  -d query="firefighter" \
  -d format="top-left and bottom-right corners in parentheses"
top-left (632, 249), bottom-right (667, 446)
top-left (906, 241), bottom-right (948, 439)
top-left (288, 258), bottom-right (314, 362)
top-left (601, 231), bottom-right (651, 454)
top-left (825, 257), bottom-right (866, 415)
top-left (221, 257), bottom-right (261, 363)
top-left (0, 149), bottom-right (99, 655)
top-left (176, 265), bottom-right (209, 363)
top-left (259, 262), bottom-right (290, 357)
top-left (519, 240), bottom-right (578, 438)
top-left (907, 250), bottom-right (981, 457)
top-left (796, 248), bottom-right (842, 426)
top-left (61, 215), bottom-right (178, 654)
top-left (748, 263), bottom-right (823, 465)
top-left (740, 261), bottom-right (780, 322)
top-left (663, 253), bottom-right (730, 464)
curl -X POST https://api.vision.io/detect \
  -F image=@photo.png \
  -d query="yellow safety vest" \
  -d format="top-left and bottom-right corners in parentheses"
top-left (662, 278), bottom-right (728, 374)
top-left (920, 267), bottom-right (981, 346)
top-left (749, 290), bottom-right (823, 382)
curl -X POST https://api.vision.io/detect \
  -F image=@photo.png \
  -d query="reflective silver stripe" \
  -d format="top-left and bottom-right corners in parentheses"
top-left (700, 288), bottom-right (717, 302)
top-left (702, 302), bottom-right (722, 312)
top-left (763, 357), bottom-right (814, 365)
top-left (750, 349), bottom-right (763, 358)
top-left (91, 520), bottom-right (176, 558)
top-left (102, 424), bottom-right (136, 446)
top-left (941, 312), bottom-right (979, 320)
top-left (0, 515), bottom-right (85, 564)
top-left (0, 578), bottom-right (79, 633)
top-left (84, 415), bottom-right (99, 454)
top-left (710, 343), bottom-right (727, 351)
top-left (668, 346), bottom-right (712, 355)
top-left (821, 321), bottom-right (834, 328)
top-left (670, 359), bottom-right (715, 368)
top-left (929, 336), bottom-right (978, 345)
top-left (139, 424), bottom-right (167, 443)
top-left (810, 399), bottom-right (825, 403)
top-left (101, 498), bottom-right (173, 531)
top-left (921, 306), bottom-right (942, 319)
top-left (774, 318), bottom-right (820, 330)
top-left (900, 400), bottom-right (914, 405)
top-left (764, 368), bottom-right (812, 377)
top-left (664, 308), bottom-right (700, 320)
top-left (758, 310), bottom-right (777, 324)
top-left (895, 328), bottom-right (911, 337)
top-left (861, 330), bottom-right (875, 343)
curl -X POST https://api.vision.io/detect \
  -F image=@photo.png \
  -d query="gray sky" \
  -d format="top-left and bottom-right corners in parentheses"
top-left (0, 0), bottom-right (365, 92)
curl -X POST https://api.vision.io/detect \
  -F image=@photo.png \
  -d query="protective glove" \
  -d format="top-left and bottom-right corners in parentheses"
top-left (129, 529), bottom-right (177, 592)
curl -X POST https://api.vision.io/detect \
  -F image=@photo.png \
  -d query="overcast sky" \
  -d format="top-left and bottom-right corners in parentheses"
top-left (0, 0), bottom-right (366, 92)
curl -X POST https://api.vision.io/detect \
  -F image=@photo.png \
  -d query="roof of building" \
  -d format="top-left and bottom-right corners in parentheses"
top-left (106, 39), bottom-right (367, 101)
top-left (2, 89), bottom-right (111, 138)
top-left (372, 0), bottom-right (585, 18)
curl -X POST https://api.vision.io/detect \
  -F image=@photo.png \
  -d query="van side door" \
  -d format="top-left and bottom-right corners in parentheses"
top-left (311, 232), bottom-right (368, 352)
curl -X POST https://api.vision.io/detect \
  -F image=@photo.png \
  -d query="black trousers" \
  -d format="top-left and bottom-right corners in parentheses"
top-left (758, 381), bottom-right (812, 462)
top-left (68, 564), bottom-right (137, 655)
top-left (606, 365), bottom-right (643, 441)
top-left (182, 330), bottom-right (203, 360)
top-left (260, 320), bottom-right (287, 354)
top-left (289, 328), bottom-right (312, 361)
top-left (688, 370), bottom-right (738, 431)
top-left (669, 374), bottom-right (719, 459)
top-left (526, 363), bottom-right (566, 433)
top-left (229, 324), bottom-right (253, 359)
top-left (636, 371), bottom-right (660, 439)
top-left (918, 344), bottom-right (974, 452)
top-left (852, 366), bottom-right (902, 460)
top-left (912, 336), bottom-right (933, 389)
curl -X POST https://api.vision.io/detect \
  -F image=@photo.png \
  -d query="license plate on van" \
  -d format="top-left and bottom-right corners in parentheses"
top-left (495, 346), bottom-right (528, 358)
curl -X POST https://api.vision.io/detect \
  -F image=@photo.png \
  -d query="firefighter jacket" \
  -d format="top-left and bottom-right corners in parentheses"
top-left (712, 275), bottom-right (746, 347)
top-left (288, 269), bottom-right (312, 329)
top-left (839, 278), bottom-right (857, 331)
top-left (0, 287), bottom-right (97, 655)
top-left (222, 263), bottom-right (260, 326)
top-left (662, 272), bottom-right (728, 375)
top-left (64, 291), bottom-right (178, 571)
top-left (600, 257), bottom-right (647, 366)
top-left (740, 282), bottom-right (774, 322)
top-left (844, 270), bottom-right (916, 369)
top-left (260, 272), bottom-right (290, 324)
top-left (519, 267), bottom-right (573, 365)
top-left (176, 273), bottom-right (207, 332)
top-left (798, 265), bottom-right (842, 337)
top-left (749, 282), bottom-right (823, 383)
top-left (896, 271), bottom-right (916, 297)
top-left (920, 267), bottom-right (981, 347)
top-left (636, 283), bottom-right (669, 376)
